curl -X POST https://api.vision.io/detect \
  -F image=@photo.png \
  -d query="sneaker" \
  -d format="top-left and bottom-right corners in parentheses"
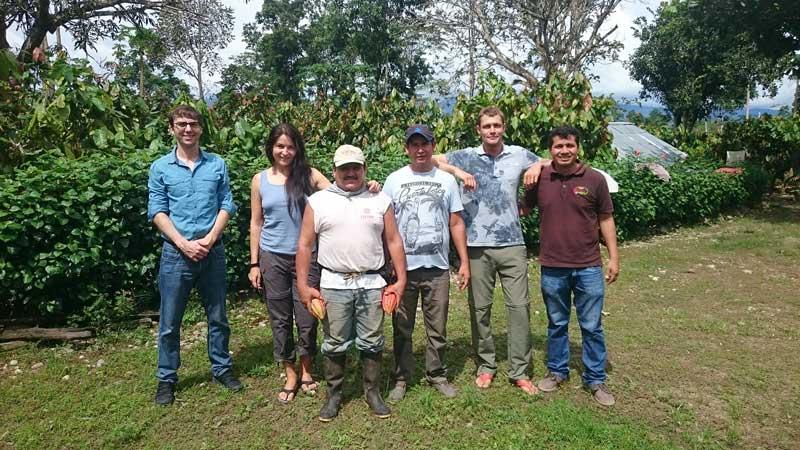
top-left (387, 382), bottom-right (407, 403)
top-left (212, 371), bottom-right (244, 392)
top-left (155, 381), bottom-right (175, 405)
top-left (588, 383), bottom-right (615, 406)
top-left (537, 372), bottom-right (567, 393)
top-left (430, 380), bottom-right (458, 398)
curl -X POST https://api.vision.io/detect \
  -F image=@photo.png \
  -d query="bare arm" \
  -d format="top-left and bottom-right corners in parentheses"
top-left (197, 210), bottom-right (230, 250)
top-left (599, 213), bottom-right (619, 283)
top-left (382, 206), bottom-right (407, 297)
top-left (296, 204), bottom-right (320, 306)
top-left (523, 159), bottom-right (551, 189)
top-left (433, 154), bottom-right (476, 190)
top-left (310, 168), bottom-right (331, 191)
top-left (449, 212), bottom-right (470, 290)
top-left (248, 173), bottom-right (264, 290)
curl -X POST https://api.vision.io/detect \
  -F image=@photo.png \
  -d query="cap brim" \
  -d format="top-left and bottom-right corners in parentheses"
top-left (334, 159), bottom-right (365, 167)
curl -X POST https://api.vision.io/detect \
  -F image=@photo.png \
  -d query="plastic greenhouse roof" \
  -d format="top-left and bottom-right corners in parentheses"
top-left (608, 122), bottom-right (687, 165)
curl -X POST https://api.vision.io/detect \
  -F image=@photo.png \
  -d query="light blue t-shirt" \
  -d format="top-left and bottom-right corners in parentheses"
top-left (258, 170), bottom-right (302, 255)
top-left (383, 166), bottom-right (463, 271)
top-left (447, 144), bottom-right (539, 247)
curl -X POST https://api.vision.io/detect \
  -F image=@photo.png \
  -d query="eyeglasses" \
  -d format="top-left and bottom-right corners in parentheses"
top-left (173, 121), bottom-right (201, 129)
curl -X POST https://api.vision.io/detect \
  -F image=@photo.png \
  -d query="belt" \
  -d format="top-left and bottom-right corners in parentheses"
top-left (319, 264), bottom-right (381, 281)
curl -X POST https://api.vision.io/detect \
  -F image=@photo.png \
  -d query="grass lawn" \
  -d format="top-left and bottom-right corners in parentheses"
top-left (1, 198), bottom-right (798, 449)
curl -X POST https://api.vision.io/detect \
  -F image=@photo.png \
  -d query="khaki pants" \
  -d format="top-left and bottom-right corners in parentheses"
top-left (467, 245), bottom-right (532, 381)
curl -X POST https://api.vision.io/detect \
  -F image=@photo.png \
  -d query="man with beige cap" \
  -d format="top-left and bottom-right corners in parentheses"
top-left (297, 144), bottom-right (407, 422)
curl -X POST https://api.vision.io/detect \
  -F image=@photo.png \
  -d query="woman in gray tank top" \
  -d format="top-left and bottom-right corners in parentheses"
top-left (248, 123), bottom-right (380, 404)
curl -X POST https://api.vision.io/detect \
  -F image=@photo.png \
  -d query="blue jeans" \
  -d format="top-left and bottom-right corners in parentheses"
top-left (320, 288), bottom-right (384, 355)
top-left (540, 266), bottom-right (607, 385)
top-left (156, 241), bottom-right (232, 383)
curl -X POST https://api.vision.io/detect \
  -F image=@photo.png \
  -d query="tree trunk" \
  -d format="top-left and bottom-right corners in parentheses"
top-left (196, 57), bottom-right (204, 101)
top-left (139, 52), bottom-right (146, 97)
top-left (793, 77), bottom-right (799, 115)
top-left (1, 14), bottom-right (10, 50)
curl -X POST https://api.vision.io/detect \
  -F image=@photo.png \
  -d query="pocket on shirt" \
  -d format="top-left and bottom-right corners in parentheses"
top-left (197, 175), bottom-right (221, 195)
top-left (164, 176), bottom-right (190, 197)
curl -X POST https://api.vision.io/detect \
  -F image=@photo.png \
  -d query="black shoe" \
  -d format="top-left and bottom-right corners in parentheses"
top-left (212, 371), bottom-right (244, 391)
top-left (155, 381), bottom-right (175, 405)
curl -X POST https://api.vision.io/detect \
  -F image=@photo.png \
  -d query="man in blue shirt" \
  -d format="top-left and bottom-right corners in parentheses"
top-left (147, 105), bottom-right (242, 405)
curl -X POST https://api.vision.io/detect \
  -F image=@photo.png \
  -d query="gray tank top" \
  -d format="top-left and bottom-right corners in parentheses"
top-left (259, 170), bottom-right (302, 254)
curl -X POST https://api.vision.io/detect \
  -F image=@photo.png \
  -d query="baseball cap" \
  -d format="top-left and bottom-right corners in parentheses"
top-left (333, 144), bottom-right (365, 167)
top-left (405, 124), bottom-right (434, 144)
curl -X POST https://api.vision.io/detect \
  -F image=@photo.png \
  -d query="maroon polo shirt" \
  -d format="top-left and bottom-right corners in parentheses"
top-left (525, 163), bottom-right (613, 268)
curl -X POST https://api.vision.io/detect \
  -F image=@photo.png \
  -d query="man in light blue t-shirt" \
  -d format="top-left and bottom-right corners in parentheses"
top-left (434, 106), bottom-right (544, 395)
top-left (383, 124), bottom-right (470, 401)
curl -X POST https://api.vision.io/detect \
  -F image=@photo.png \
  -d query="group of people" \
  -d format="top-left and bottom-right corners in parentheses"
top-left (146, 104), bottom-right (620, 420)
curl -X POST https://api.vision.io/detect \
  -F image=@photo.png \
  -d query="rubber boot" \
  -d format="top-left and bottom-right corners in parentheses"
top-left (319, 353), bottom-right (346, 422)
top-left (362, 351), bottom-right (391, 418)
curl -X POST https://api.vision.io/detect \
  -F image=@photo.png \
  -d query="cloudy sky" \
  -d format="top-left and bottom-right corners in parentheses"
top-left (7, 0), bottom-right (795, 107)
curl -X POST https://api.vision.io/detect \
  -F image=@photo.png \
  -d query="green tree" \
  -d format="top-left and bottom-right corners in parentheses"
top-left (1, 0), bottom-right (173, 61)
top-left (232, 0), bottom-right (430, 100)
top-left (107, 27), bottom-right (190, 110)
top-left (627, 0), bottom-right (784, 128)
top-left (157, 0), bottom-right (234, 100)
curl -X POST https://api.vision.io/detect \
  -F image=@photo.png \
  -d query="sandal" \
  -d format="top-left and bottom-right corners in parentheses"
top-left (475, 373), bottom-right (494, 389)
top-left (512, 379), bottom-right (540, 396)
top-left (277, 384), bottom-right (298, 404)
top-left (300, 379), bottom-right (319, 396)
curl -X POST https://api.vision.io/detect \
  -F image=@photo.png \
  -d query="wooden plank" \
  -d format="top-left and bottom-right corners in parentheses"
top-left (0, 327), bottom-right (93, 341)
top-left (0, 341), bottom-right (28, 352)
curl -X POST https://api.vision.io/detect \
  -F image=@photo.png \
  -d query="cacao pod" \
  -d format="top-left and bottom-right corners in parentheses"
top-left (309, 297), bottom-right (326, 320)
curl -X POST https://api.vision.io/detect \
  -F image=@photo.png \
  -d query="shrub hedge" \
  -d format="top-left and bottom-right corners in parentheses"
top-left (0, 144), bottom-right (769, 324)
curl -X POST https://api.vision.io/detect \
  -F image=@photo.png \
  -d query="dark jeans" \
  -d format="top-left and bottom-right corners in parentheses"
top-left (156, 241), bottom-right (232, 383)
top-left (392, 268), bottom-right (450, 384)
top-left (259, 249), bottom-right (321, 362)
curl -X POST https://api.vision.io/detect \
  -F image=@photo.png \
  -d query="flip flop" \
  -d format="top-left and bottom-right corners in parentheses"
top-left (512, 379), bottom-right (540, 396)
top-left (300, 379), bottom-right (319, 396)
top-left (475, 373), bottom-right (494, 389)
top-left (277, 385), bottom-right (298, 404)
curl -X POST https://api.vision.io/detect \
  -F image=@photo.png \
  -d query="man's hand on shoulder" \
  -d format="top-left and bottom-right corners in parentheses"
top-left (523, 159), bottom-right (550, 189)
top-left (454, 168), bottom-right (477, 191)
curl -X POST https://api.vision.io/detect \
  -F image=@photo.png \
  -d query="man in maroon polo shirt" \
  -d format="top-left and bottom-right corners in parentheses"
top-left (525, 125), bottom-right (619, 406)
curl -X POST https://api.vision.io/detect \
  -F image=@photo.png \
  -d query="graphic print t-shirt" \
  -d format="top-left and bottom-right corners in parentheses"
top-left (447, 145), bottom-right (539, 247)
top-left (383, 166), bottom-right (463, 270)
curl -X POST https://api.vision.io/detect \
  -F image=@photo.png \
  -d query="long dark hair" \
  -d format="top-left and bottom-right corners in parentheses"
top-left (265, 123), bottom-right (313, 220)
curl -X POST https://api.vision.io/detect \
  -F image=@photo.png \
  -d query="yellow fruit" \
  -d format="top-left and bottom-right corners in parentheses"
top-left (309, 297), bottom-right (326, 320)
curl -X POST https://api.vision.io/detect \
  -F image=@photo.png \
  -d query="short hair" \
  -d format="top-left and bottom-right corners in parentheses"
top-left (477, 106), bottom-right (505, 126)
top-left (547, 125), bottom-right (581, 148)
top-left (168, 105), bottom-right (202, 127)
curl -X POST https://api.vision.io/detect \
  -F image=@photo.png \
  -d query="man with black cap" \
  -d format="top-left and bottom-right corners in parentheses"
top-left (382, 125), bottom-right (470, 401)
top-left (297, 144), bottom-right (407, 421)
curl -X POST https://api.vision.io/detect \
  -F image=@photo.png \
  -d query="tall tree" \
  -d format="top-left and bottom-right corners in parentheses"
top-left (686, 0), bottom-right (799, 113)
top-left (424, 0), bottom-right (623, 89)
top-left (107, 27), bottom-right (190, 109)
top-left (232, 0), bottom-right (430, 100)
top-left (157, 0), bottom-right (233, 100)
top-left (628, 1), bottom-right (784, 128)
top-left (1, 0), bottom-right (172, 61)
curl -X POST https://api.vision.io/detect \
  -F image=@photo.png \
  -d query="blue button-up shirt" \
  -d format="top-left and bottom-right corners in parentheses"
top-left (147, 148), bottom-right (237, 241)
top-left (447, 144), bottom-right (539, 247)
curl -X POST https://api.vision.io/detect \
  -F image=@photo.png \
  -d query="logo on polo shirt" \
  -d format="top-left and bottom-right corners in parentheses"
top-left (573, 186), bottom-right (589, 196)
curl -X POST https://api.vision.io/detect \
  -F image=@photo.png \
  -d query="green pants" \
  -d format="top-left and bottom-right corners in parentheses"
top-left (467, 245), bottom-right (532, 381)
